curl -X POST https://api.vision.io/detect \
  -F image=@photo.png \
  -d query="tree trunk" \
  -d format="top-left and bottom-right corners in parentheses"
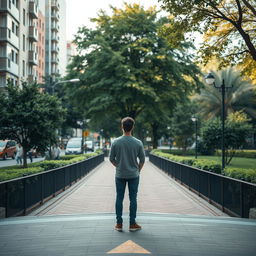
top-left (236, 25), bottom-right (256, 61)
top-left (151, 122), bottom-right (159, 149)
top-left (23, 149), bottom-right (28, 168)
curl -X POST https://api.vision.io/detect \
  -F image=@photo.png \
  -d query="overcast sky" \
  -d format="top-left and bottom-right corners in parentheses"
top-left (66, 0), bottom-right (161, 41)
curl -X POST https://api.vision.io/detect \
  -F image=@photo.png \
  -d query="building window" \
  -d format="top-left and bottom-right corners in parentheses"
top-left (11, 50), bottom-right (14, 62)
top-left (15, 53), bottom-right (18, 64)
top-left (12, 22), bottom-right (15, 33)
top-left (22, 60), bottom-right (25, 76)
top-left (23, 9), bottom-right (25, 26)
top-left (16, 0), bottom-right (18, 8)
top-left (16, 25), bottom-right (18, 36)
top-left (42, 23), bottom-right (44, 31)
top-left (9, 0), bottom-right (11, 9)
top-left (23, 35), bottom-right (25, 51)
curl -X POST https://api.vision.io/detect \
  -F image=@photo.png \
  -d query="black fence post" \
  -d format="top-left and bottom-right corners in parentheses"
top-left (5, 183), bottom-right (8, 218)
top-left (23, 179), bottom-right (26, 215)
top-left (240, 182), bottom-right (244, 218)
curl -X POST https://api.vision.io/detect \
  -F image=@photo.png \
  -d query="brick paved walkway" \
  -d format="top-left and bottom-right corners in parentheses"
top-left (32, 158), bottom-right (226, 217)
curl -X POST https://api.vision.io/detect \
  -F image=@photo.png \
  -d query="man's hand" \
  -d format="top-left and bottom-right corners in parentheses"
top-left (139, 162), bottom-right (144, 171)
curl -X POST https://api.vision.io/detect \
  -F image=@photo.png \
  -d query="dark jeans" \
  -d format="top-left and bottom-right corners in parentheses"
top-left (115, 176), bottom-right (139, 225)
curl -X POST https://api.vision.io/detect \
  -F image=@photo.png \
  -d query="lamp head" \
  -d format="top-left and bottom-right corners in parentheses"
top-left (205, 73), bottom-right (215, 85)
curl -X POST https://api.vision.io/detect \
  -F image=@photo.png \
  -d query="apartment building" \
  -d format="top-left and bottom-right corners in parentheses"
top-left (0, 0), bottom-right (66, 88)
top-left (0, 0), bottom-right (20, 87)
top-left (45, 0), bottom-right (66, 80)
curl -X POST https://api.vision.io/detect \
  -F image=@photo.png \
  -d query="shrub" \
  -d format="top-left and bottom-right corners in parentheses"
top-left (0, 167), bottom-right (44, 182)
top-left (192, 159), bottom-right (221, 174)
top-left (159, 149), bottom-right (195, 156)
top-left (224, 168), bottom-right (256, 183)
top-left (151, 150), bottom-right (221, 174)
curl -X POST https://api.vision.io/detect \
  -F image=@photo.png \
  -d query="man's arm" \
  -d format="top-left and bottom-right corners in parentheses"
top-left (109, 143), bottom-right (116, 167)
top-left (138, 142), bottom-right (145, 172)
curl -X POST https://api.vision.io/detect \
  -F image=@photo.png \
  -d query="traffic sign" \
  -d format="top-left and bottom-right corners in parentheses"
top-left (83, 130), bottom-right (90, 137)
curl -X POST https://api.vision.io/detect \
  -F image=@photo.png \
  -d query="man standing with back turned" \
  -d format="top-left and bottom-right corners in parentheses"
top-left (110, 117), bottom-right (145, 232)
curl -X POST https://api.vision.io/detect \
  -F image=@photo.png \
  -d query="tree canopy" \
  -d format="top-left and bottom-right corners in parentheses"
top-left (159, 0), bottom-right (256, 79)
top-left (65, 3), bottom-right (202, 142)
top-left (0, 83), bottom-right (65, 167)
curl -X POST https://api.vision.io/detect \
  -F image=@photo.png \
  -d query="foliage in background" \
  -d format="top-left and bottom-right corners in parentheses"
top-left (170, 101), bottom-right (198, 151)
top-left (0, 152), bottom-right (101, 182)
top-left (65, 3), bottom-right (202, 143)
top-left (0, 82), bottom-right (65, 168)
top-left (159, 0), bottom-right (256, 79)
top-left (200, 113), bottom-right (252, 165)
top-left (193, 68), bottom-right (256, 121)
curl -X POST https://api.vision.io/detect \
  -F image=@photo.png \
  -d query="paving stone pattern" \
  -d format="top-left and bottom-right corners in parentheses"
top-left (33, 159), bottom-right (225, 217)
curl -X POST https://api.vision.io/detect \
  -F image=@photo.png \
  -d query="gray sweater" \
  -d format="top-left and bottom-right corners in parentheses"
top-left (109, 135), bottom-right (145, 179)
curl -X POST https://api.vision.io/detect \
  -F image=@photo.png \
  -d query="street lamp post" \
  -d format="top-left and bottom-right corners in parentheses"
top-left (52, 78), bottom-right (80, 94)
top-left (191, 117), bottom-right (198, 159)
top-left (205, 73), bottom-right (233, 170)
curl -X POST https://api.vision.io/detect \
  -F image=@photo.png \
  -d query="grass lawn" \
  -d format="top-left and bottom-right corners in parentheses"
top-left (186, 155), bottom-right (256, 169)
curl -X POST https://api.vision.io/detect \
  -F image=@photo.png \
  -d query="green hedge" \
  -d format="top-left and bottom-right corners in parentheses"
top-left (224, 168), bottom-right (256, 184)
top-left (0, 167), bottom-right (44, 182)
top-left (215, 149), bottom-right (256, 159)
top-left (159, 149), bottom-right (196, 156)
top-left (0, 152), bottom-right (100, 182)
top-left (152, 150), bottom-right (256, 183)
top-left (152, 150), bottom-right (221, 174)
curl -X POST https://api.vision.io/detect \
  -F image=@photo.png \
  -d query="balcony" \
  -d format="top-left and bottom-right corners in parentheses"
top-left (0, 57), bottom-right (19, 76)
top-left (29, 26), bottom-right (38, 42)
top-left (51, 45), bottom-right (59, 53)
top-left (0, 0), bottom-right (20, 22)
top-left (28, 50), bottom-right (38, 65)
top-left (51, 23), bottom-right (59, 32)
top-left (51, 0), bottom-right (60, 10)
top-left (51, 57), bottom-right (59, 64)
top-left (51, 34), bottom-right (58, 42)
top-left (0, 27), bottom-right (19, 49)
top-left (29, 1), bottom-right (38, 19)
top-left (51, 12), bottom-right (59, 21)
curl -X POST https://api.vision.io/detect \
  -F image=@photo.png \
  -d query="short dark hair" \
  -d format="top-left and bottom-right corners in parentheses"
top-left (121, 117), bottom-right (135, 132)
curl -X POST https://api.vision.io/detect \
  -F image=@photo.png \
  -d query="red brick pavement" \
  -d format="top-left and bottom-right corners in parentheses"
top-left (33, 159), bottom-right (227, 217)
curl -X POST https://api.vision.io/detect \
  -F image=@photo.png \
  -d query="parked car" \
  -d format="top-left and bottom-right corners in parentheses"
top-left (65, 138), bottom-right (83, 155)
top-left (0, 140), bottom-right (17, 160)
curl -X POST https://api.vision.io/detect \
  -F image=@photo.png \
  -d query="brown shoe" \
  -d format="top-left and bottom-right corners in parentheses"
top-left (115, 223), bottom-right (123, 231)
top-left (129, 223), bottom-right (142, 232)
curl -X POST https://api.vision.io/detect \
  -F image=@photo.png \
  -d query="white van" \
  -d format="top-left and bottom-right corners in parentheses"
top-left (65, 138), bottom-right (83, 155)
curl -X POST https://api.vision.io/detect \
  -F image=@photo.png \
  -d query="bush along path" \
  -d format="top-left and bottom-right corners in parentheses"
top-left (0, 152), bottom-right (101, 182)
top-left (152, 150), bottom-right (256, 184)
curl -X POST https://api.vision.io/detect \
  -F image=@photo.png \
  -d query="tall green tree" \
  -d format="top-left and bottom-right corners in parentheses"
top-left (159, 0), bottom-right (256, 77)
top-left (66, 3), bottom-right (201, 142)
top-left (0, 83), bottom-right (65, 167)
top-left (201, 112), bottom-right (252, 164)
top-left (193, 68), bottom-right (256, 120)
top-left (170, 101), bottom-right (198, 151)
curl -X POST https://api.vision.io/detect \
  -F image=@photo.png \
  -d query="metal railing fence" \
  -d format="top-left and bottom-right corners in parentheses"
top-left (149, 154), bottom-right (256, 218)
top-left (0, 154), bottom-right (104, 218)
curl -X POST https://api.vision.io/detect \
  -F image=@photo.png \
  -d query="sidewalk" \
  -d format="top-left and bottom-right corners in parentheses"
top-left (2, 159), bottom-right (256, 256)
top-left (31, 158), bottom-right (226, 217)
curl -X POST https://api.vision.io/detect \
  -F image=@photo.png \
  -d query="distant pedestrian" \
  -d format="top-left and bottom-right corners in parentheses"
top-left (110, 117), bottom-right (145, 232)
top-left (28, 149), bottom-right (33, 163)
top-left (53, 144), bottom-right (61, 160)
top-left (15, 144), bottom-right (23, 165)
